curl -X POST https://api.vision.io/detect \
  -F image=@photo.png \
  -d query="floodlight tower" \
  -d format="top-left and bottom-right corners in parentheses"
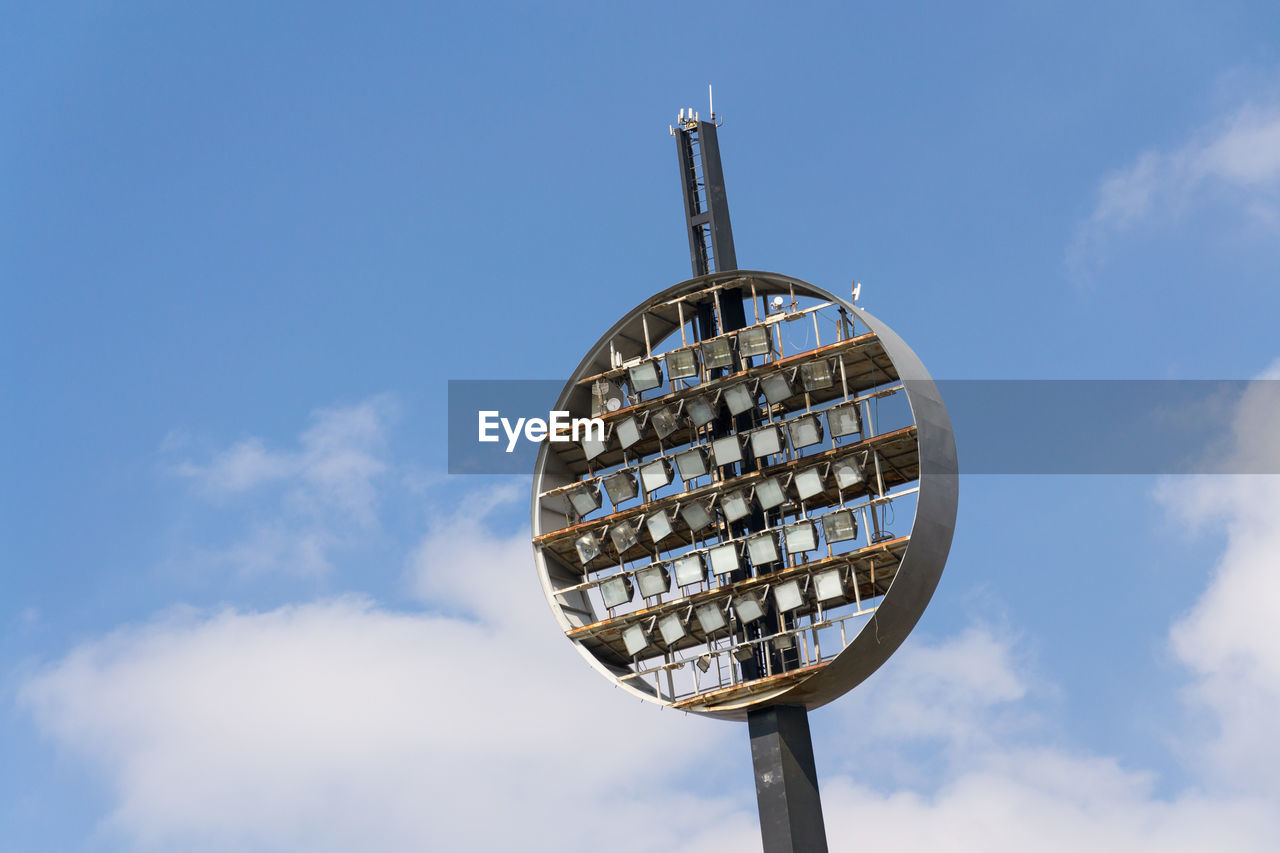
top-left (530, 101), bottom-right (958, 853)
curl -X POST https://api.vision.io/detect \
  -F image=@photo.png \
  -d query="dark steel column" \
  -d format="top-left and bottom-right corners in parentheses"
top-left (674, 119), bottom-right (738, 277)
top-left (748, 706), bottom-right (829, 853)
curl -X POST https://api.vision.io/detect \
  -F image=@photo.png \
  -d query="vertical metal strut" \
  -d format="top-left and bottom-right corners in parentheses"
top-left (674, 117), bottom-right (738, 278)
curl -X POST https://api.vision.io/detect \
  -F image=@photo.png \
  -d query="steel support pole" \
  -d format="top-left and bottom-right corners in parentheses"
top-left (748, 705), bottom-right (829, 853)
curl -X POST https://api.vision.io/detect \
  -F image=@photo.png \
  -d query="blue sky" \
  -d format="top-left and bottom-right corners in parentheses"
top-left (4, 3), bottom-right (1280, 850)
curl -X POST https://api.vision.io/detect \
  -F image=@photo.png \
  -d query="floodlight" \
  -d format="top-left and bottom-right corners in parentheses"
top-left (666, 347), bottom-right (700, 380)
top-left (794, 465), bottom-right (826, 500)
top-left (680, 500), bottom-right (714, 531)
top-left (761, 372), bottom-right (793, 404)
top-left (616, 416), bottom-right (643, 449)
top-left (591, 378), bottom-right (626, 417)
top-left (800, 359), bottom-right (833, 392)
top-left (611, 520), bottom-right (641, 554)
top-left (724, 382), bottom-right (756, 415)
top-left (622, 623), bottom-right (650, 657)
top-left (650, 406), bottom-right (680, 440)
top-left (628, 359), bottom-right (664, 393)
top-left (737, 325), bottom-right (772, 357)
top-left (600, 574), bottom-right (634, 608)
top-left (755, 476), bottom-right (786, 510)
top-left (672, 553), bottom-right (706, 587)
top-left (788, 415), bottom-right (824, 449)
top-left (721, 488), bottom-right (753, 522)
top-left (575, 531), bottom-right (602, 565)
top-left (784, 520), bottom-right (818, 553)
top-left (582, 436), bottom-right (608, 461)
top-left (833, 458), bottom-right (864, 490)
top-left (686, 394), bottom-right (718, 428)
top-left (659, 613), bottom-right (688, 646)
top-left (732, 643), bottom-right (756, 662)
top-left (675, 445), bottom-right (710, 481)
top-left (827, 401), bottom-right (862, 437)
top-left (749, 425), bottom-right (783, 458)
top-left (732, 594), bottom-right (766, 623)
top-left (603, 469), bottom-right (639, 504)
top-left (695, 653), bottom-right (713, 672)
top-left (701, 336), bottom-right (734, 370)
top-left (712, 434), bottom-right (743, 466)
top-left (567, 482), bottom-right (602, 517)
top-left (814, 568), bottom-right (845, 602)
top-left (821, 508), bottom-right (858, 543)
top-left (645, 509), bottom-right (674, 543)
top-left (709, 542), bottom-right (739, 576)
top-left (695, 602), bottom-right (728, 634)
top-left (640, 457), bottom-right (674, 492)
top-left (746, 531), bottom-right (779, 565)
top-left (773, 633), bottom-right (794, 650)
top-left (635, 564), bottom-right (670, 599)
top-left (774, 578), bottom-right (806, 612)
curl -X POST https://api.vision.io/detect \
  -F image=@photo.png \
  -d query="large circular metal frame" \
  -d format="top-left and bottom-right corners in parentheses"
top-left (531, 271), bottom-right (957, 721)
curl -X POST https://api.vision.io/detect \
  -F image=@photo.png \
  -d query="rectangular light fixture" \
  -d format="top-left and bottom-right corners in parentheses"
top-left (582, 436), bottom-right (608, 461)
top-left (761, 372), bottom-right (793, 404)
top-left (750, 425), bottom-right (783, 458)
top-left (814, 568), bottom-right (845, 602)
top-left (701, 337), bottom-right (734, 370)
top-left (733, 594), bottom-right (765, 624)
top-left (755, 476), bottom-right (786, 510)
top-left (603, 469), bottom-right (639, 505)
top-left (709, 542), bottom-right (739, 576)
top-left (695, 602), bottom-right (728, 635)
top-left (821, 508), bottom-right (858, 543)
top-left (635, 564), bottom-right (670, 598)
top-left (833, 458), bottom-right (864, 490)
top-left (616, 416), bottom-right (643, 450)
top-left (794, 466), bottom-right (826, 500)
top-left (645, 510), bottom-right (674, 543)
top-left (622, 623), bottom-right (650, 657)
top-left (723, 382), bottom-right (756, 415)
top-left (680, 500), bottom-right (714, 531)
top-left (686, 394), bottom-right (717, 428)
top-left (659, 613), bottom-right (687, 646)
top-left (746, 532), bottom-right (779, 565)
top-left (773, 578), bottom-right (806, 612)
top-left (712, 434), bottom-right (743, 466)
top-left (609, 520), bottom-right (640, 554)
top-left (827, 401), bottom-right (862, 437)
top-left (575, 531), bottom-right (602, 565)
top-left (640, 457), bottom-right (673, 492)
top-left (672, 553), bottom-right (705, 587)
top-left (773, 633), bottom-right (794, 650)
top-left (721, 488), bottom-right (753, 522)
top-left (737, 325), bottom-right (772, 357)
top-left (591, 378), bottom-right (626, 417)
top-left (628, 359), bottom-right (663, 393)
top-left (650, 406), bottom-right (680, 440)
top-left (788, 415), bottom-right (824, 449)
top-left (732, 643), bottom-right (756, 662)
top-left (567, 482), bottom-right (601, 517)
top-left (784, 520), bottom-right (818, 553)
top-left (665, 347), bottom-right (699, 380)
top-left (800, 359), bottom-right (833, 392)
top-left (675, 446), bottom-right (709, 480)
top-left (600, 574), bottom-right (634, 608)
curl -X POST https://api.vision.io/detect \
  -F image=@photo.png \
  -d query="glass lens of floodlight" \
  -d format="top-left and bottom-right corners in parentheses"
top-left (762, 372), bottom-right (793, 404)
top-left (712, 435), bottom-right (742, 466)
top-left (750, 426), bottom-right (783, 458)
top-left (636, 564), bottom-right (670, 598)
top-left (672, 553), bottom-right (705, 587)
top-left (659, 613), bottom-right (687, 646)
top-left (722, 489), bottom-right (752, 522)
top-left (666, 348), bottom-right (699, 380)
top-left (695, 654), bottom-right (712, 672)
top-left (822, 508), bottom-right (858, 542)
top-left (774, 579), bottom-right (805, 612)
top-left (834, 459), bottom-right (864, 489)
top-left (680, 501), bottom-right (713, 531)
top-left (827, 401), bottom-right (862, 437)
top-left (575, 531), bottom-right (601, 564)
top-left (695, 603), bottom-right (728, 634)
top-left (568, 483), bottom-right (601, 516)
top-left (600, 575), bottom-right (633, 608)
top-left (609, 521), bottom-right (640, 553)
top-left (603, 470), bottom-right (638, 504)
top-left (616, 417), bottom-right (643, 449)
top-left (651, 406), bottom-right (679, 440)
top-left (640, 458), bottom-right (673, 492)
top-left (773, 633), bottom-right (794, 650)
top-left (800, 359), bottom-right (833, 391)
top-left (814, 568), bottom-right (845, 602)
top-left (755, 477), bottom-right (786, 509)
top-left (724, 383), bottom-right (755, 415)
top-left (733, 595), bottom-right (765, 623)
top-left (737, 325), bottom-right (771, 357)
top-left (784, 521), bottom-right (818, 553)
top-left (582, 437), bottom-right (607, 461)
top-left (646, 510), bottom-right (674, 543)
top-left (592, 379), bottom-right (625, 416)
top-left (794, 466), bottom-right (826, 500)
top-left (686, 395), bottom-right (717, 428)
top-left (788, 415), bottom-right (824, 449)
top-left (675, 446), bottom-right (709, 480)
top-left (747, 532), bottom-right (779, 565)
top-left (701, 337), bottom-right (733, 369)
top-left (622, 624), bottom-right (649, 657)
top-left (628, 360), bottom-right (663, 393)
top-left (709, 543), bottom-right (739, 575)
top-left (732, 643), bottom-right (756, 662)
